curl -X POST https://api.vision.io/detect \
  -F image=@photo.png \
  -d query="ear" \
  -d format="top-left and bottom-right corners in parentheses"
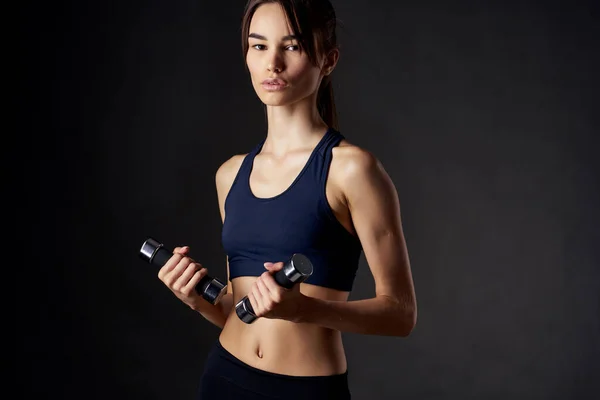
top-left (322, 48), bottom-right (340, 76)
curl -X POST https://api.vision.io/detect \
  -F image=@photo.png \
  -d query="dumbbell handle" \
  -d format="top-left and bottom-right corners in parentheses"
top-left (235, 254), bottom-right (313, 324)
top-left (139, 237), bottom-right (227, 305)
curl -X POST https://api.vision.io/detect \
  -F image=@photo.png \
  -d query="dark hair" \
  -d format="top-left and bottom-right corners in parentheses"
top-left (241, 0), bottom-right (339, 130)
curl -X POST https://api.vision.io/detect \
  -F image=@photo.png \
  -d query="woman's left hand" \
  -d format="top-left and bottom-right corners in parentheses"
top-left (246, 261), bottom-right (306, 322)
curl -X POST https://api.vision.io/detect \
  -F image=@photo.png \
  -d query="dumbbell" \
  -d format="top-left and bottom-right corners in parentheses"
top-left (139, 237), bottom-right (227, 305)
top-left (235, 253), bottom-right (313, 324)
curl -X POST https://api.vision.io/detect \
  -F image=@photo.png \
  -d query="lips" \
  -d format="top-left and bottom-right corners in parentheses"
top-left (262, 78), bottom-right (286, 85)
top-left (261, 78), bottom-right (288, 92)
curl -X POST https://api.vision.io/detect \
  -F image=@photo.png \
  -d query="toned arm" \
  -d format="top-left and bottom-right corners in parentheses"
top-left (192, 154), bottom-right (246, 329)
top-left (299, 147), bottom-right (417, 336)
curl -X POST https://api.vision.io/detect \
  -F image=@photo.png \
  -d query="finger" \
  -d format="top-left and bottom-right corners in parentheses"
top-left (158, 253), bottom-right (184, 280)
top-left (247, 291), bottom-right (261, 317)
top-left (259, 271), bottom-right (281, 298)
top-left (164, 257), bottom-right (194, 287)
top-left (256, 275), bottom-right (276, 305)
top-left (252, 283), bottom-right (266, 313)
top-left (172, 262), bottom-right (200, 292)
top-left (180, 268), bottom-right (207, 296)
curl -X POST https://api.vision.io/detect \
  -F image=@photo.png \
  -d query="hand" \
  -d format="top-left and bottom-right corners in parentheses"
top-left (157, 246), bottom-right (208, 310)
top-left (246, 261), bottom-right (306, 322)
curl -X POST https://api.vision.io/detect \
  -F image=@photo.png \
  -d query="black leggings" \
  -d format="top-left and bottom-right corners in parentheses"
top-left (196, 340), bottom-right (351, 400)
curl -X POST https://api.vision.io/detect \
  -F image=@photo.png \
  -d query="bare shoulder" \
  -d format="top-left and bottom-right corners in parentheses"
top-left (215, 154), bottom-right (247, 219)
top-left (329, 138), bottom-right (399, 211)
top-left (330, 139), bottom-right (384, 183)
top-left (216, 154), bottom-right (247, 189)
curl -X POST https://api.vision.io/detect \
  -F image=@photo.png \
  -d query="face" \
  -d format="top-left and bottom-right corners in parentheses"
top-left (245, 3), bottom-right (328, 107)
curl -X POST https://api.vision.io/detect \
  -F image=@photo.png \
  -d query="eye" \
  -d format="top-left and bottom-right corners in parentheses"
top-left (251, 44), bottom-right (266, 50)
top-left (285, 45), bottom-right (299, 51)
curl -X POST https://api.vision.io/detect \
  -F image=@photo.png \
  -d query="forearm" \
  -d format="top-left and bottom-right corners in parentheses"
top-left (299, 295), bottom-right (416, 337)
top-left (192, 292), bottom-right (233, 329)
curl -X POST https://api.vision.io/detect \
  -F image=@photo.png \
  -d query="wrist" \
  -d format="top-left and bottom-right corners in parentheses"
top-left (189, 296), bottom-right (212, 312)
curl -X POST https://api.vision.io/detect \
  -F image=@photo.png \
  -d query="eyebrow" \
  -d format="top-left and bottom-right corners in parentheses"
top-left (248, 33), bottom-right (297, 41)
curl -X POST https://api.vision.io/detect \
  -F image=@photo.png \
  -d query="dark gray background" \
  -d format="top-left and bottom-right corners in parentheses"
top-left (21, 0), bottom-right (598, 399)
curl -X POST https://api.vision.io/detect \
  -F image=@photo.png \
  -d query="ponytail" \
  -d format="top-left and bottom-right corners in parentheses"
top-left (317, 75), bottom-right (338, 130)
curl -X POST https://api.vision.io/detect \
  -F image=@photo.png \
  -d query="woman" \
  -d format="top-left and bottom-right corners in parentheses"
top-left (158, 1), bottom-right (417, 398)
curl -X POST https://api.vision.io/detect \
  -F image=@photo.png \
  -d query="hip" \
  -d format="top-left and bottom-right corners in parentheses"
top-left (197, 339), bottom-right (351, 400)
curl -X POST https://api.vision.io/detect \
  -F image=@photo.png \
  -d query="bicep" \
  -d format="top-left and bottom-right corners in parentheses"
top-left (344, 153), bottom-right (415, 304)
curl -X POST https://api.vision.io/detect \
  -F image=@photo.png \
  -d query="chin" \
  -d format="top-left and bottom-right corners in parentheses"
top-left (257, 93), bottom-right (294, 107)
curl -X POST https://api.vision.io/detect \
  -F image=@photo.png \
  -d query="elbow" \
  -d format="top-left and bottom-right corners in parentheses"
top-left (398, 306), bottom-right (417, 337)
top-left (393, 302), bottom-right (417, 337)
top-left (382, 295), bottom-right (417, 337)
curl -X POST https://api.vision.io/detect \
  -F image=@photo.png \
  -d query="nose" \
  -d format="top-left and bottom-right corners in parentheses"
top-left (267, 50), bottom-right (284, 73)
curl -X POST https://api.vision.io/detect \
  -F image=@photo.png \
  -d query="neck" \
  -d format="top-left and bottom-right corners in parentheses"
top-left (263, 95), bottom-right (329, 155)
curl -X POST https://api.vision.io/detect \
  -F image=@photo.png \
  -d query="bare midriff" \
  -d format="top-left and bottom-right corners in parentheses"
top-left (219, 277), bottom-right (350, 376)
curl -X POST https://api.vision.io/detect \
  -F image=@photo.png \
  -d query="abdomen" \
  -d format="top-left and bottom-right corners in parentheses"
top-left (219, 277), bottom-right (348, 376)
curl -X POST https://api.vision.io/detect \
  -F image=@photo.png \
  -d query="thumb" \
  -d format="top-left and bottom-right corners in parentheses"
top-left (264, 261), bottom-right (284, 272)
top-left (174, 246), bottom-right (190, 255)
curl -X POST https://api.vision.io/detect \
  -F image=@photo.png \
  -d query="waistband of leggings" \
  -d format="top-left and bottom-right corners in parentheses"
top-left (215, 339), bottom-right (349, 382)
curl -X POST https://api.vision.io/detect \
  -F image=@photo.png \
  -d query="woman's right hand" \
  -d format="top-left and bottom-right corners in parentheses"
top-left (157, 246), bottom-right (209, 310)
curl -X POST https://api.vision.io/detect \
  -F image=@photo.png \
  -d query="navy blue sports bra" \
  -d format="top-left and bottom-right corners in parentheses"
top-left (221, 128), bottom-right (362, 292)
